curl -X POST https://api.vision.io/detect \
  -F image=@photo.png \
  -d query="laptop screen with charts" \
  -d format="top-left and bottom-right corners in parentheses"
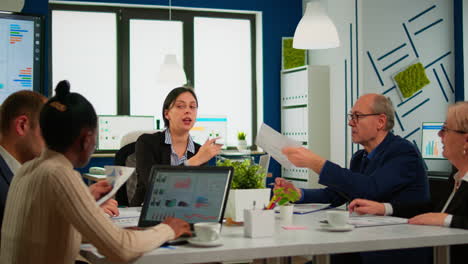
top-left (138, 166), bottom-right (233, 228)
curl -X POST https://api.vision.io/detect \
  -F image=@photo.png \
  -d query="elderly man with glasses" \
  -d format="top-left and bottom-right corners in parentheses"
top-left (275, 93), bottom-right (430, 264)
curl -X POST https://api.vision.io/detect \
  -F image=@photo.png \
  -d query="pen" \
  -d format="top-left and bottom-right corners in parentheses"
top-left (265, 195), bottom-right (277, 210)
top-left (326, 184), bottom-right (352, 209)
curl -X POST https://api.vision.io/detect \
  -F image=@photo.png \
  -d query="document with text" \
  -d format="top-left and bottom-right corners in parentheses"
top-left (96, 166), bottom-right (135, 206)
top-left (348, 215), bottom-right (408, 227)
top-left (256, 123), bottom-right (302, 169)
top-left (275, 203), bottom-right (332, 214)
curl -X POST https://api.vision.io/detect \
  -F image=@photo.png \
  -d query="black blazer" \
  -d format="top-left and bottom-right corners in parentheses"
top-left (393, 176), bottom-right (468, 264)
top-left (0, 154), bottom-right (14, 230)
top-left (130, 131), bottom-right (202, 206)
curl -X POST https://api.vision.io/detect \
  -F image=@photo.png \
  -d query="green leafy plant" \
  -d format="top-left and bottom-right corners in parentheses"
top-left (273, 187), bottom-right (300, 206)
top-left (237, 132), bottom-right (246, 141)
top-left (216, 159), bottom-right (265, 189)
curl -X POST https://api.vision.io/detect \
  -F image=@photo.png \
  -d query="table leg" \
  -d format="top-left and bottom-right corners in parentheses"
top-left (264, 257), bottom-right (291, 264)
top-left (313, 254), bottom-right (330, 264)
top-left (433, 246), bottom-right (450, 264)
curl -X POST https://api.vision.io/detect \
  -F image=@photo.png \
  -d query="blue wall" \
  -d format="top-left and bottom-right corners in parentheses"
top-left (21, 0), bottom-right (303, 179)
top-left (454, 0), bottom-right (464, 101)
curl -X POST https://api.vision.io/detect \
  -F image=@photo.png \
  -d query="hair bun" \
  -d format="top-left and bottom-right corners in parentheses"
top-left (55, 80), bottom-right (71, 100)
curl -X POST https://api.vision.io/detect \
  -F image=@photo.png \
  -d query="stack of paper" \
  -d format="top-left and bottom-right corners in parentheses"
top-left (348, 216), bottom-right (408, 227)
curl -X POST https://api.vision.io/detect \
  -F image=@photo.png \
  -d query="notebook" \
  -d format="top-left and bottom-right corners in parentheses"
top-left (138, 165), bottom-right (233, 228)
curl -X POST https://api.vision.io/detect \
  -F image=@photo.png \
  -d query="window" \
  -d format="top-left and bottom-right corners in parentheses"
top-left (194, 17), bottom-right (252, 146)
top-left (50, 3), bottom-right (257, 146)
top-left (51, 10), bottom-right (117, 115)
top-left (129, 19), bottom-right (183, 121)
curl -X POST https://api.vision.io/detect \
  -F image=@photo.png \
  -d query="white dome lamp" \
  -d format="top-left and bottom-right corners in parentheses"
top-left (157, 0), bottom-right (187, 86)
top-left (158, 54), bottom-right (187, 86)
top-left (293, 1), bottom-right (340, 49)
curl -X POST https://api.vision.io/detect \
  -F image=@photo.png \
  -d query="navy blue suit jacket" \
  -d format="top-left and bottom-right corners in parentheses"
top-left (0, 154), bottom-right (14, 230)
top-left (301, 132), bottom-right (429, 206)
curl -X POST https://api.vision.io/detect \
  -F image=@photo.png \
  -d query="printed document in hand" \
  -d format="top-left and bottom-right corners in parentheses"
top-left (256, 123), bottom-right (302, 169)
top-left (348, 215), bottom-right (408, 227)
top-left (96, 166), bottom-right (134, 206)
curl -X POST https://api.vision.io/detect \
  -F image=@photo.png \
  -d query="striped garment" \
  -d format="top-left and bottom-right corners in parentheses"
top-left (0, 149), bottom-right (174, 264)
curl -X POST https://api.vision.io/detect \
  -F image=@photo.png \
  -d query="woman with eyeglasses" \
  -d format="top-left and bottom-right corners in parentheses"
top-left (349, 101), bottom-right (468, 264)
top-left (0, 81), bottom-right (191, 263)
top-left (130, 87), bottom-right (222, 206)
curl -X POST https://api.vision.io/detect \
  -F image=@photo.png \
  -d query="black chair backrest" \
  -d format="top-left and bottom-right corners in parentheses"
top-left (114, 142), bottom-right (136, 206)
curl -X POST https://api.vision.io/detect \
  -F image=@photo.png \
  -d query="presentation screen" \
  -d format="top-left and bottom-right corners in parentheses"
top-left (0, 12), bottom-right (43, 103)
top-left (190, 116), bottom-right (227, 147)
top-left (97, 115), bottom-right (155, 151)
top-left (421, 122), bottom-right (445, 160)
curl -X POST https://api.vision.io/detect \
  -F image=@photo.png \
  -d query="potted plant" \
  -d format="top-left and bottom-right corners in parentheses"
top-left (217, 158), bottom-right (269, 222)
top-left (237, 132), bottom-right (247, 151)
top-left (273, 187), bottom-right (300, 224)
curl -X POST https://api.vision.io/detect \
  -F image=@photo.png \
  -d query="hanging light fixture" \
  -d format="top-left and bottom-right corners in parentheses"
top-left (293, 1), bottom-right (340, 49)
top-left (158, 54), bottom-right (187, 85)
top-left (157, 0), bottom-right (187, 86)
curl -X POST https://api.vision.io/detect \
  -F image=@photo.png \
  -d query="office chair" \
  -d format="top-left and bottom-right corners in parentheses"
top-left (114, 130), bottom-right (158, 206)
top-left (114, 142), bottom-right (136, 206)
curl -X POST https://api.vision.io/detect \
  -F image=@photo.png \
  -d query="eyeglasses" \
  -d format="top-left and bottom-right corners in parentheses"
top-left (440, 124), bottom-right (466, 134)
top-left (172, 103), bottom-right (198, 111)
top-left (347, 113), bottom-right (382, 122)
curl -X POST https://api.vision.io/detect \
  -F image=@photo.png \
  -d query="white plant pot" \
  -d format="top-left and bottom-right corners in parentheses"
top-left (237, 140), bottom-right (247, 151)
top-left (279, 204), bottom-right (294, 225)
top-left (224, 188), bottom-right (271, 222)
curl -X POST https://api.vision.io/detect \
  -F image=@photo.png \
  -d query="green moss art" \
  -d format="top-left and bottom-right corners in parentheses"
top-left (393, 62), bottom-right (430, 98)
top-left (282, 38), bottom-right (307, 70)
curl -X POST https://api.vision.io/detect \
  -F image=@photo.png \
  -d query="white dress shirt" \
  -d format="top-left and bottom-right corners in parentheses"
top-left (384, 172), bottom-right (468, 227)
top-left (0, 145), bottom-right (21, 174)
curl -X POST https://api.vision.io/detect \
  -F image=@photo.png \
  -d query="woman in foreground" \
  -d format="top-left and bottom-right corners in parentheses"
top-left (0, 81), bottom-right (191, 263)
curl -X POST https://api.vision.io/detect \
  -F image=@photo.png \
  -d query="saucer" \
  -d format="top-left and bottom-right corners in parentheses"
top-left (319, 224), bottom-right (354, 232)
top-left (187, 237), bottom-right (223, 247)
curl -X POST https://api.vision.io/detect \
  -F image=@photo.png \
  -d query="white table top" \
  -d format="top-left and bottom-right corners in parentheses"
top-left (82, 207), bottom-right (468, 264)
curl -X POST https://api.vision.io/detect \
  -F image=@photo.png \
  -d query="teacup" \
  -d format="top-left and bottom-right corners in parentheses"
top-left (326, 210), bottom-right (349, 227)
top-left (194, 222), bottom-right (221, 242)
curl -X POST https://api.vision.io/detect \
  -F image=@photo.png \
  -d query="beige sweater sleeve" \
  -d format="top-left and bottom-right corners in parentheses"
top-left (48, 167), bottom-right (175, 263)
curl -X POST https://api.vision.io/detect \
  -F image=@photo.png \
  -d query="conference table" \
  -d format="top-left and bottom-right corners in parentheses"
top-left (81, 207), bottom-right (468, 264)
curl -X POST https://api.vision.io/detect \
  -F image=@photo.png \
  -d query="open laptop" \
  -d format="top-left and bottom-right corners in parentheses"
top-left (138, 165), bottom-right (233, 229)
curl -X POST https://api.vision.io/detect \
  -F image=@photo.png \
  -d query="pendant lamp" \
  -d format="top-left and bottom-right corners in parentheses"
top-left (158, 54), bottom-right (187, 86)
top-left (157, 0), bottom-right (187, 86)
top-left (293, 1), bottom-right (340, 49)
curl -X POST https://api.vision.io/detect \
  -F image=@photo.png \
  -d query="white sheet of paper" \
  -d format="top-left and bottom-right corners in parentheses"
top-left (96, 166), bottom-right (134, 206)
top-left (275, 203), bottom-right (331, 214)
top-left (348, 215), bottom-right (408, 227)
top-left (256, 123), bottom-right (302, 169)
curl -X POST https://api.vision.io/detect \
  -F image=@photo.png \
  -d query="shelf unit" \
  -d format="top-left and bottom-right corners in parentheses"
top-left (280, 65), bottom-right (330, 188)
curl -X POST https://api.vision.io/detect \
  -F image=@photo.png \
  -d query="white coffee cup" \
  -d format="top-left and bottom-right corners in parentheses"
top-left (194, 222), bottom-right (221, 242)
top-left (326, 210), bottom-right (349, 227)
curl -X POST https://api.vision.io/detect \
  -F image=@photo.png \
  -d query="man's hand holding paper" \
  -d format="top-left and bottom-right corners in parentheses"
top-left (256, 123), bottom-right (302, 169)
